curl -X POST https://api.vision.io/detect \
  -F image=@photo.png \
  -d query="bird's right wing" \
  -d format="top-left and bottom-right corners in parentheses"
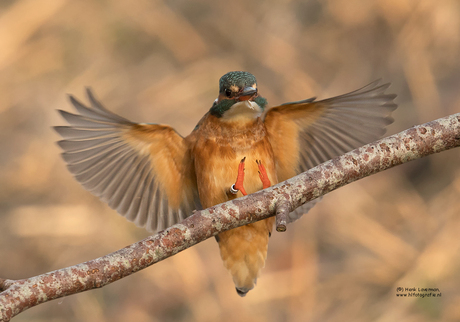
top-left (55, 89), bottom-right (201, 232)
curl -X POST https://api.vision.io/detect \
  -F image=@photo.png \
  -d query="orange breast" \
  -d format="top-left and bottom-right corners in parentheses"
top-left (188, 114), bottom-right (278, 208)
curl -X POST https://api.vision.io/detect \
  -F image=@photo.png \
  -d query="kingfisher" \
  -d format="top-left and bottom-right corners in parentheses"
top-left (55, 71), bottom-right (397, 296)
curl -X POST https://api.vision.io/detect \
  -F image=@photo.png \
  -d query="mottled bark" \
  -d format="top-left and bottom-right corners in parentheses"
top-left (1, 113), bottom-right (459, 321)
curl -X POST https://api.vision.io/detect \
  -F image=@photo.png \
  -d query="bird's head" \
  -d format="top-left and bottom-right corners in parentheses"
top-left (210, 71), bottom-right (268, 119)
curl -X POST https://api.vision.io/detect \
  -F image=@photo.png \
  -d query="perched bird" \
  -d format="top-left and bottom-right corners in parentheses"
top-left (55, 71), bottom-right (397, 296)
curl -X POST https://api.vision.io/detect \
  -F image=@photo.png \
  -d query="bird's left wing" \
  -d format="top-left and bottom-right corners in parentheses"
top-left (264, 80), bottom-right (397, 222)
top-left (55, 89), bottom-right (200, 232)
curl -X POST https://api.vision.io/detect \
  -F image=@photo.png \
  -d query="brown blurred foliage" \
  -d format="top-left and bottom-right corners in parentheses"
top-left (1, 0), bottom-right (460, 321)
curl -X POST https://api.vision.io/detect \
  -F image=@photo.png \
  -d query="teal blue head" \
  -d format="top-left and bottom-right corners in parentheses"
top-left (210, 71), bottom-right (268, 118)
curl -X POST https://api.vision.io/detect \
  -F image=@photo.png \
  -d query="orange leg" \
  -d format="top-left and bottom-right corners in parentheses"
top-left (230, 157), bottom-right (247, 196)
top-left (256, 160), bottom-right (271, 189)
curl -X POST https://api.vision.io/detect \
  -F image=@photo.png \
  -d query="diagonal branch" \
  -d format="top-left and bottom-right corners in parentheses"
top-left (1, 113), bottom-right (459, 321)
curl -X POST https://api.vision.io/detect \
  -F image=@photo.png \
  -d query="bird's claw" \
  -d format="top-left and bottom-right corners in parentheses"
top-left (230, 158), bottom-right (270, 196)
top-left (231, 157), bottom-right (247, 196)
top-left (256, 159), bottom-right (271, 189)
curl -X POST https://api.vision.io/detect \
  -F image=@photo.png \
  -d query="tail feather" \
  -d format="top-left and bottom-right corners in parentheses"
top-left (217, 217), bottom-right (275, 296)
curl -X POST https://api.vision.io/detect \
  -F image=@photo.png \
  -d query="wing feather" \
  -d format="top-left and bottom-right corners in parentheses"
top-left (55, 89), bottom-right (200, 232)
top-left (265, 80), bottom-right (397, 222)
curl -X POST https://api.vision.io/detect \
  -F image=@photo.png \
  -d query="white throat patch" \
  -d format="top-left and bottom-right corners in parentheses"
top-left (221, 101), bottom-right (263, 121)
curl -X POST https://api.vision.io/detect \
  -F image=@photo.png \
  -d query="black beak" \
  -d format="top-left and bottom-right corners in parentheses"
top-left (238, 87), bottom-right (257, 101)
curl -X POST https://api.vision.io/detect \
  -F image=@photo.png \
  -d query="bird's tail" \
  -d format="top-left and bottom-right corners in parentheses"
top-left (217, 217), bottom-right (275, 296)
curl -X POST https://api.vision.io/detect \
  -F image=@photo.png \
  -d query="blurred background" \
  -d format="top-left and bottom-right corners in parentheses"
top-left (1, 0), bottom-right (460, 321)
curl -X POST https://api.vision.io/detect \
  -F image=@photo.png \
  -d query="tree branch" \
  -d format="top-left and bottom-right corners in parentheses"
top-left (1, 113), bottom-right (459, 321)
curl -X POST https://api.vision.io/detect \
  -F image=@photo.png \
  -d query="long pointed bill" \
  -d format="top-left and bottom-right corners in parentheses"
top-left (238, 87), bottom-right (257, 101)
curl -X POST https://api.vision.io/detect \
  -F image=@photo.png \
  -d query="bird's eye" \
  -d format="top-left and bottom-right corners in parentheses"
top-left (225, 89), bottom-right (232, 97)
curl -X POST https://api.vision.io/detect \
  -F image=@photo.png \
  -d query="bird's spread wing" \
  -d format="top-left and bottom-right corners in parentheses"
top-left (55, 89), bottom-right (200, 232)
top-left (264, 80), bottom-right (397, 221)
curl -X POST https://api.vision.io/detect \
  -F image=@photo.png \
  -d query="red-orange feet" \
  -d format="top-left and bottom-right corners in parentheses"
top-left (256, 160), bottom-right (271, 189)
top-left (230, 157), bottom-right (247, 196)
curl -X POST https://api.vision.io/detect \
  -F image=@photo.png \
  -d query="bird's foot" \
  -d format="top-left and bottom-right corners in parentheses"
top-left (256, 160), bottom-right (271, 189)
top-left (230, 157), bottom-right (247, 196)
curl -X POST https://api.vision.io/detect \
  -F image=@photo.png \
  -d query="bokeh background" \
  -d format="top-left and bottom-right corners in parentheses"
top-left (1, 0), bottom-right (460, 321)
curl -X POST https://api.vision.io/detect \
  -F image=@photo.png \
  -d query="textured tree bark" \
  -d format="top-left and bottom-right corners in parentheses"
top-left (1, 113), bottom-right (459, 321)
